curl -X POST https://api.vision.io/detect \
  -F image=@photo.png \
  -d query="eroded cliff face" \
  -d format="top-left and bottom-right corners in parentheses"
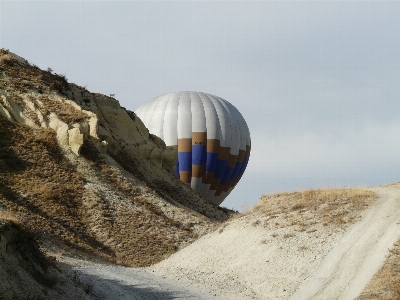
top-left (0, 50), bottom-right (175, 170)
top-left (0, 49), bottom-right (233, 268)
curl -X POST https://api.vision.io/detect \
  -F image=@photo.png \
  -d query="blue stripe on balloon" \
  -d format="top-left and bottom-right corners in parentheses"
top-left (178, 152), bottom-right (192, 172)
top-left (214, 159), bottom-right (228, 179)
top-left (229, 161), bottom-right (242, 181)
top-left (175, 159), bottom-right (180, 177)
top-left (238, 157), bottom-right (249, 175)
top-left (205, 152), bottom-right (219, 172)
top-left (221, 167), bottom-right (234, 185)
top-left (233, 159), bottom-right (247, 183)
top-left (192, 145), bottom-right (206, 165)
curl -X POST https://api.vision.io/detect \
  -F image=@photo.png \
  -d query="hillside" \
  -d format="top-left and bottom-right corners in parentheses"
top-left (1, 49), bottom-right (399, 300)
top-left (0, 49), bottom-right (233, 272)
top-left (0, 218), bottom-right (92, 299)
top-left (151, 185), bottom-right (400, 299)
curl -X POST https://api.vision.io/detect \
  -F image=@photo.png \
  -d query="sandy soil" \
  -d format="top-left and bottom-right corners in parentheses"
top-left (57, 184), bottom-right (400, 299)
top-left (59, 256), bottom-right (219, 300)
top-left (290, 184), bottom-right (400, 299)
top-left (151, 184), bottom-right (400, 299)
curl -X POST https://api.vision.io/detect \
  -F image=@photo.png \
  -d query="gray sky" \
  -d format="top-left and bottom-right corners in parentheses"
top-left (1, 1), bottom-right (400, 211)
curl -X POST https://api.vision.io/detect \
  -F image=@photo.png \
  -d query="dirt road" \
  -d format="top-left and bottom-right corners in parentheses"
top-left (152, 184), bottom-right (400, 299)
top-left (290, 184), bottom-right (400, 299)
top-left (60, 257), bottom-right (219, 300)
top-left (59, 184), bottom-right (400, 299)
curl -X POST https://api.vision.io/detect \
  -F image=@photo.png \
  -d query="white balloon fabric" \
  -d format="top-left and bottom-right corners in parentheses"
top-left (135, 91), bottom-right (251, 205)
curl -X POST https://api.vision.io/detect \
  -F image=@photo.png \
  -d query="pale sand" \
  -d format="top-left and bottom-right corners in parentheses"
top-left (59, 256), bottom-right (219, 300)
top-left (59, 184), bottom-right (400, 299)
top-left (151, 184), bottom-right (400, 299)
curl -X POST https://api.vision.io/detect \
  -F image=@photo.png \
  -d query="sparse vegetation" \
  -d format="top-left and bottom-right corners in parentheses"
top-left (0, 210), bottom-right (20, 224)
top-left (0, 115), bottom-right (113, 261)
top-left (0, 115), bottom-right (217, 267)
top-left (0, 48), bottom-right (232, 270)
top-left (248, 188), bottom-right (376, 229)
top-left (0, 48), bottom-right (69, 95)
top-left (0, 49), bottom-right (88, 126)
top-left (107, 146), bottom-right (233, 221)
top-left (356, 239), bottom-right (400, 299)
top-left (298, 245), bottom-right (307, 251)
top-left (2, 49), bottom-right (397, 299)
top-left (0, 219), bottom-right (92, 299)
top-left (283, 233), bottom-right (294, 239)
top-left (0, 221), bottom-right (58, 287)
top-left (78, 139), bottom-right (218, 266)
top-left (35, 94), bottom-right (88, 124)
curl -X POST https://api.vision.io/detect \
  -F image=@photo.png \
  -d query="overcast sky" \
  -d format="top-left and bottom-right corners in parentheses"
top-left (1, 1), bottom-right (400, 211)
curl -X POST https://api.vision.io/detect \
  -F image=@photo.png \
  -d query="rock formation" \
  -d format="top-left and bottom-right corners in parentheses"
top-left (0, 49), bottom-right (233, 270)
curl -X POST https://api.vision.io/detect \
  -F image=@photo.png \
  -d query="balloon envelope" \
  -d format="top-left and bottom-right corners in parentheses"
top-left (135, 91), bottom-right (250, 205)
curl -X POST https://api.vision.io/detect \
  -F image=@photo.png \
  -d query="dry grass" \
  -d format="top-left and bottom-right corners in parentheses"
top-left (0, 115), bottom-right (113, 261)
top-left (298, 245), bottom-right (308, 251)
top-left (0, 48), bottom-right (69, 95)
top-left (245, 187), bottom-right (399, 299)
top-left (0, 49), bottom-right (88, 125)
top-left (36, 94), bottom-right (88, 124)
top-left (0, 53), bottom-right (15, 64)
top-left (79, 140), bottom-right (207, 266)
top-left (0, 211), bottom-right (20, 224)
top-left (108, 147), bottom-right (233, 221)
top-left (0, 221), bottom-right (58, 287)
top-left (283, 232), bottom-right (295, 239)
top-left (356, 239), bottom-right (400, 300)
top-left (0, 47), bottom-right (231, 268)
top-left (0, 220), bottom-right (75, 299)
top-left (247, 188), bottom-right (376, 229)
top-left (0, 116), bottom-right (215, 267)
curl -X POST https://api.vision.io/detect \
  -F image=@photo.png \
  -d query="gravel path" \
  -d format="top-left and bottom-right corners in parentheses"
top-left (59, 257), bottom-right (220, 300)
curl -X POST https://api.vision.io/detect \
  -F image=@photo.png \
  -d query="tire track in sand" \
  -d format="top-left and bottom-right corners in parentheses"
top-left (290, 184), bottom-right (400, 300)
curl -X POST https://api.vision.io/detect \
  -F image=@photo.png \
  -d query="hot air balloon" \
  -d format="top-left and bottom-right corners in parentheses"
top-left (135, 91), bottom-right (250, 205)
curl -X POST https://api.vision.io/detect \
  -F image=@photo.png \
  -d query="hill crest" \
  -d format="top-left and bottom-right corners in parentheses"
top-left (0, 49), bottom-right (232, 268)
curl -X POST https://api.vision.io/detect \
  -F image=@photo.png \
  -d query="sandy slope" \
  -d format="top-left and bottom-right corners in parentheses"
top-left (56, 184), bottom-right (399, 299)
top-left (290, 184), bottom-right (400, 299)
top-left (152, 184), bottom-right (400, 299)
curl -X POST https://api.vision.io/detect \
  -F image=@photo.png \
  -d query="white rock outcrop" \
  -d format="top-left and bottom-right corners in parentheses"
top-left (68, 127), bottom-right (84, 155)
